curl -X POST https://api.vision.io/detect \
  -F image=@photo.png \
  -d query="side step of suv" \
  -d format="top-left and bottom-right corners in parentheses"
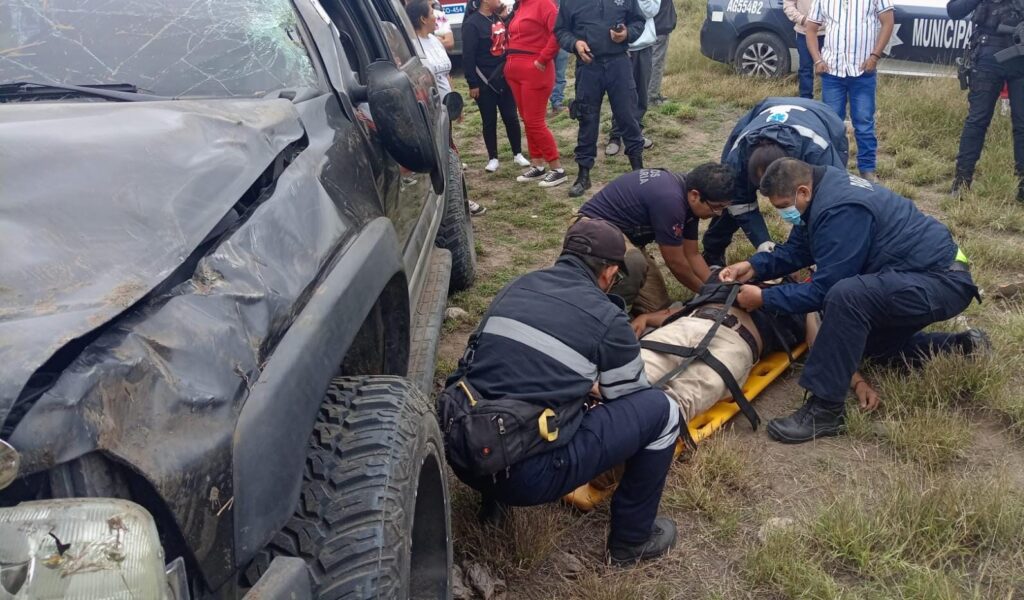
top-left (407, 247), bottom-right (453, 393)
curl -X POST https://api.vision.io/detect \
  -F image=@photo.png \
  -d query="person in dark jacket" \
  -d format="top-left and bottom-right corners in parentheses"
top-left (463, 0), bottom-right (530, 173)
top-left (647, 0), bottom-right (677, 106)
top-left (442, 218), bottom-right (679, 566)
top-left (555, 0), bottom-right (648, 196)
top-left (721, 159), bottom-right (988, 444)
top-left (948, 0), bottom-right (1024, 200)
top-left (703, 97), bottom-right (849, 267)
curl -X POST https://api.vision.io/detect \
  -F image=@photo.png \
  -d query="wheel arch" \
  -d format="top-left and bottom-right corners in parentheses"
top-left (231, 217), bottom-right (407, 568)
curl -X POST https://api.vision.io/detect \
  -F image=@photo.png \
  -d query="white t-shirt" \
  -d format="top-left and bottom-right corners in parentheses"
top-left (434, 8), bottom-right (452, 35)
top-left (419, 34), bottom-right (452, 96)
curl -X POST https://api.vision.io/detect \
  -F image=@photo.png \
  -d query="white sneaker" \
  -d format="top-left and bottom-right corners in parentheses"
top-left (485, 158), bottom-right (500, 173)
top-left (513, 153), bottom-right (531, 167)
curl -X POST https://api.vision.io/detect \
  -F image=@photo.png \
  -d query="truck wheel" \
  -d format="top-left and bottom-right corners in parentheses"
top-left (245, 376), bottom-right (451, 600)
top-left (734, 32), bottom-right (790, 78)
top-left (436, 148), bottom-right (476, 293)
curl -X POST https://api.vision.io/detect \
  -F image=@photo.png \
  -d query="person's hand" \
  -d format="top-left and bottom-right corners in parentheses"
top-left (735, 284), bottom-right (763, 310)
top-left (534, 60), bottom-right (546, 72)
top-left (469, 87), bottom-right (480, 100)
top-left (719, 261), bottom-right (755, 283)
top-left (854, 380), bottom-right (881, 412)
top-left (575, 40), bottom-right (593, 63)
top-left (630, 314), bottom-right (649, 338)
top-left (861, 54), bottom-right (880, 73)
top-left (814, 59), bottom-right (829, 75)
top-left (609, 26), bottom-right (627, 43)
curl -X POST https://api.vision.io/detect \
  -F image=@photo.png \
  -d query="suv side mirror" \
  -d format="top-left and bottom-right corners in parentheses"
top-left (366, 60), bottom-right (439, 174)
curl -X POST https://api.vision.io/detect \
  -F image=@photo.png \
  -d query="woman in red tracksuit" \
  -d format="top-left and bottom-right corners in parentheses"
top-left (505, 0), bottom-right (566, 188)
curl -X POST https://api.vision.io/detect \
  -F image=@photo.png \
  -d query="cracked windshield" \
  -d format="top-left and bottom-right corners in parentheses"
top-left (0, 0), bottom-right (318, 97)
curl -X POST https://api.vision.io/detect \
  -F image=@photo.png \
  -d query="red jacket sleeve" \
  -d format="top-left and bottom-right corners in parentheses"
top-left (539, 0), bottom-right (560, 63)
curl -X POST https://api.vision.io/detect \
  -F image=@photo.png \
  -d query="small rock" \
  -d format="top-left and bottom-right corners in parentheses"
top-left (445, 307), bottom-right (469, 321)
top-left (758, 516), bottom-right (796, 542)
top-left (990, 281), bottom-right (1024, 300)
top-left (550, 550), bottom-right (586, 578)
top-left (452, 564), bottom-right (474, 600)
top-left (465, 562), bottom-right (506, 600)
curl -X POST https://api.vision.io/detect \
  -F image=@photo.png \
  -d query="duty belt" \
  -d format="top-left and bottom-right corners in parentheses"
top-left (689, 306), bottom-right (760, 361)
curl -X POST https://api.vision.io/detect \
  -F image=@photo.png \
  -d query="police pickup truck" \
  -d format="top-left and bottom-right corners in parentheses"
top-left (701, 0), bottom-right (972, 77)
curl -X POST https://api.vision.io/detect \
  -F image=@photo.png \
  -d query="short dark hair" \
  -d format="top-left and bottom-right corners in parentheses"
top-left (760, 158), bottom-right (814, 198)
top-left (405, 0), bottom-right (433, 30)
top-left (685, 162), bottom-right (736, 204)
top-left (748, 142), bottom-right (789, 186)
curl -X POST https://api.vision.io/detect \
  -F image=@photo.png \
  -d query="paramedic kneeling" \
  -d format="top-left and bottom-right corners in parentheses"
top-left (720, 159), bottom-right (988, 444)
top-left (439, 218), bottom-right (680, 565)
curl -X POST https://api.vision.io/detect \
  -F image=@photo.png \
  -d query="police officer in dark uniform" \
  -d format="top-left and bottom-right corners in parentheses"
top-left (950, 0), bottom-right (1024, 200)
top-left (721, 159), bottom-right (989, 443)
top-left (556, 0), bottom-right (647, 197)
top-left (702, 97), bottom-right (850, 267)
top-left (439, 219), bottom-right (680, 565)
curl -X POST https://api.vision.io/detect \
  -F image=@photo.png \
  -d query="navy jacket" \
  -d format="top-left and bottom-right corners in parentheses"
top-left (555, 0), bottom-right (646, 59)
top-left (748, 166), bottom-right (960, 314)
top-left (449, 255), bottom-right (650, 439)
top-left (723, 97), bottom-right (849, 208)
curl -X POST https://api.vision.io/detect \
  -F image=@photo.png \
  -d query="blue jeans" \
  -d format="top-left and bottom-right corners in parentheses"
top-left (700, 206), bottom-right (773, 262)
top-left (821, 71), bottom-right (877, 172)
top-left (794, 33), bottom-right (824, 99)
top-left (551, 49), bottom-right (569, 108)
top-left (801, 269), bottom-right (978, 405)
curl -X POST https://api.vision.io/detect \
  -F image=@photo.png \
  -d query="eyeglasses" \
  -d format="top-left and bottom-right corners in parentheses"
top-left (699, 195), bottom-right (730, 217)
top-left (612, 268), bottom-right (625, 286)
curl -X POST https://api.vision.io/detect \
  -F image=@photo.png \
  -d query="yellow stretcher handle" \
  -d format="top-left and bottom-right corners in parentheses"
top-left (538, 408), bottom-right (559, 442)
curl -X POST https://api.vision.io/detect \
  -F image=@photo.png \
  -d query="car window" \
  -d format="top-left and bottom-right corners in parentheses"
top-left (0, 0), bottom-right (319, 98)
top-left (369, 0), bottom-right (421, 64)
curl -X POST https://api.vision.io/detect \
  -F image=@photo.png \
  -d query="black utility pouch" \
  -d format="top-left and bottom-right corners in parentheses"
top-left (568, 99), bottom-right (583, 120)
top-left (438, 379), bottom-right (567, 477)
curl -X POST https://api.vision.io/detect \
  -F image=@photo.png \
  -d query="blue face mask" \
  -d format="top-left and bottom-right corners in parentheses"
top-left (776, 205), bottom-right (804, 227)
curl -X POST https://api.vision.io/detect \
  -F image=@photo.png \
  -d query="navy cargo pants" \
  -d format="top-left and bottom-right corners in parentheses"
top-left (573, 55), bottom-right (645, 168)
top-left (457, 388), bottom-right (678, 545)
top-left (801, 269), bottom-right (979, 405)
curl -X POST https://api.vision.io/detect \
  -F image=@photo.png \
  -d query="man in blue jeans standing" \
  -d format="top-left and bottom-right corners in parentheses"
top-left (783, 0), bottom-right (825, 98)
top-left (550, 0), bottom-right (569, 114)
top-left (805, 0), bottom-right (894, 181)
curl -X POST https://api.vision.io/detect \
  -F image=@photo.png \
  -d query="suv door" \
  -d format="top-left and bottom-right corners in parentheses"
top-left (320, 0), bottom-right (446, 301)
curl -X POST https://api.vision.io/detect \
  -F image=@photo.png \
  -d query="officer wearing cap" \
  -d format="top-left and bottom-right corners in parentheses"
top-left (441, 218), bottom-right (680, 566)
top-left (721, 159), bottom-right (988, 444)
top-left (703, 97), bottom-right (849, 267)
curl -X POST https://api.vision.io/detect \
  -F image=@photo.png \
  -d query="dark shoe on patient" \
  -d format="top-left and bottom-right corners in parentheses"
top-left (607, 517), bottom-right (677, 566)
top-left (766, 396), bottom-right (845, 444)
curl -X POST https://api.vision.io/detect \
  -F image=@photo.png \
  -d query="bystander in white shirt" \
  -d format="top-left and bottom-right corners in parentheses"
top-left (808, 0), bottom-right (893, 77)
top-left (419, 34), bottom-right (453, 96)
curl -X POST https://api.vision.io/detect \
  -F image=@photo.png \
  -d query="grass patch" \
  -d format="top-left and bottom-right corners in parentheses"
top-left (745, 473), bottom-right (1024, 598)
top-left (661, 434), bottom-right (752, 533)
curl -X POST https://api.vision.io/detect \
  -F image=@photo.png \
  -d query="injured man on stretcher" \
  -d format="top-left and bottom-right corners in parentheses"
top-left (629, 275), bottom-right (880, 426)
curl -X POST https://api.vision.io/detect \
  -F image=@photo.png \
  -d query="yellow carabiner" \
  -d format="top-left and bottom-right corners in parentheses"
top-left (458, 380), bottom-right (477, 407)
top-left (538, 408), bottom-right (559, 442)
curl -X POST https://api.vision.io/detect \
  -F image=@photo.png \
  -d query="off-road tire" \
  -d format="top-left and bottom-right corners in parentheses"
top-left (436, 148), bottom-right (476, 293)
top-left (244, 376), bottom-right (451, 600)
top-left (734, 31), bottom-right (791, 78)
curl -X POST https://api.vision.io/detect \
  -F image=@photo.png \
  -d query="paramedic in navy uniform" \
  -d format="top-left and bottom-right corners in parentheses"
top-left (720, 159), bottom-right (989, 444)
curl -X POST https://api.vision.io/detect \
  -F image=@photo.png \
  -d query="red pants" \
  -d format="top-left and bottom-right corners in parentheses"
top-left (504, 56), bottom-right (559, 163)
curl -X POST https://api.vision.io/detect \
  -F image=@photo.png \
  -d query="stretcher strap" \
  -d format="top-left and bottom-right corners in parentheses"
top-left (700, 353), bottom-right (760, 430)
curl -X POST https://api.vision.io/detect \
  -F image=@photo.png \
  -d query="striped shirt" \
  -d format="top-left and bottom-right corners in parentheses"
top-left (808, 0), bottom-right (894, 77)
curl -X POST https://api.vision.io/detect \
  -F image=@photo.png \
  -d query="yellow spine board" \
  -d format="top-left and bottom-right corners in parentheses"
top-left (563, 344), bottom-right (808, 512)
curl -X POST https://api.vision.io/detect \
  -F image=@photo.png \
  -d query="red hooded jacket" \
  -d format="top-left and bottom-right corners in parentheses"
top-left (507, 0), bottom-right (560, 64)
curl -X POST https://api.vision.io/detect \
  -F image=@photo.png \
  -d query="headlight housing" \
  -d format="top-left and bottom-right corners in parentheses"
top-left (0, 498), bottom-right (170, 599)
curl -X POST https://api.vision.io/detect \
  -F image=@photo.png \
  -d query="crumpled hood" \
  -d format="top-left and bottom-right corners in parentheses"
top-left (0, 99), bottom-right (305, 426)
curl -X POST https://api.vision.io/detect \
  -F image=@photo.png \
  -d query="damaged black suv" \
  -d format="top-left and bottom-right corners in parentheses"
top-left (0, 0), bottom-right (472, 597)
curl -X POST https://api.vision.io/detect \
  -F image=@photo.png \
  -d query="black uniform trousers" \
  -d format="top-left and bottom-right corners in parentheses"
top-left (574, 54), bottom-right (645, 168)
top-left (455, 388), bottom-right (678, 545)
top-left (800, 269), bottom-right (979, 405)
top-left (610, 47), bottom-right (653, 142)
top-left (956, 51), bottom-right (1024, 179)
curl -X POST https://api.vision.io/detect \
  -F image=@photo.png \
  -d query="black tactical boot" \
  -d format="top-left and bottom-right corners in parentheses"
top-left (959, 328), bottom-right (992, 358)
top-left (702, 250), bottom-right (726, 268)
top-left (950, 173), bottom-right (972, 198)
top-left (607, 517), bottom-right (678, 567)
top-left (569, 168), bottom-right (591, 198)
top-left (478, 494), bottom-right (512, 528)
top-left (628, 153), bottom-right (644, 171)
top-left (766, 396), bottom-right (845, 444)
top-left (1017, 178), bottom-right (1024, 203)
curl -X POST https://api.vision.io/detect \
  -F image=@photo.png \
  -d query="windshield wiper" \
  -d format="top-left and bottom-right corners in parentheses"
top-left (0, 81), bottom-right (169, 102)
